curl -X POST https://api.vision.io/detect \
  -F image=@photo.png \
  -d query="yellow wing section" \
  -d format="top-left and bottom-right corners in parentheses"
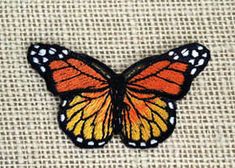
top-left (121, 89), bottom-right (176, 148)
top-left (59, 89), bottom-right (113, 148)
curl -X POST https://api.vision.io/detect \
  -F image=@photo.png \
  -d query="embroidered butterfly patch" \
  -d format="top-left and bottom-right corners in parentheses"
top-left (28, 43), bottom-right (210, 148)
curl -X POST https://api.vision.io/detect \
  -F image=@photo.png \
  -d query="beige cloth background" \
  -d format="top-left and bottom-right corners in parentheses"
top-left (0, 0), bottom-right (235, 167)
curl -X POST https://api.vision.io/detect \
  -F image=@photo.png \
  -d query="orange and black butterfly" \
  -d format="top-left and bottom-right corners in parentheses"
top-left (28, 43), bottom-right (210, 148)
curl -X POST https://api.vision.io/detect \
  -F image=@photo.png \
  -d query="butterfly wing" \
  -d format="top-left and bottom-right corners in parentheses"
top-left (122, 90), bottom-right (176, 148)
top-left (28, 44), bottom-right (115, 148)
top-left (60, 89), bottom-right (113, 148)
top-left (27, 44), bottom-right (113, 95)
top-left (121, 43), bottom-right (210, 148)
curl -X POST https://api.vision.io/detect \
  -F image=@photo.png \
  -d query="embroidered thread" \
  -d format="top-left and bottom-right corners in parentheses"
top-left (28, 43), bottom-right (210, 148)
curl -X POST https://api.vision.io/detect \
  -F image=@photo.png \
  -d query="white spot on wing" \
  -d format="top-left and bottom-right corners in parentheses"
top-left (34, 45), bottom-right (40, 49)
top-left (98, 141), bottom-right (106, 146)
top-left (30, 51), bottom-right (36, 55)
top-left (128, 142), bottom-right (136, 147)
top-left (168, 51), bottom-right (174, 56)
top-left (58, 54), bottom-right (64, 59)
top-left (62, 100), bottom-right (67, 107)
top-left (39, 49), bottom-right (46, 56)
top-left (197, 59), bottom-right (205, 66)
top-left (189, 59), bottom-right (195, 65)
top-left (182, 50), bottom-right (189, 57)
top-left (88, 141), bottom-right (94, 146)
top-left (202, 53), bottom-right (207, 57)
top-left (40, 66), bottom-right (46, 72)
top-left (191, 68), bottom-right (197, 75)
top-left (42, 57), bottom-right (48, 63)
top-left (76, 137), bottom-right (83, 143)
top-left (173, 55), bottom-right (179, 60)
top-left (198, 46), bottom-right (203, 50)
top-left (140, 142), bottom-right (146, 147)
top-left (50, 48), bottom-right (56, 52)
top-left (60, 114), bottom-right (65, 122)
top-left (62, 49), bottom-right (68, 55)
top-left (181, 49), bottom-right (187, 53)
top-left (150, 139), bottom-right (158, 145)
top-left (192, 50), bottom-right (199, 57)
top-left (168, 102), bottom-right (174, 109)
top-left (169, 117), bottom-right (175, 125)
top-left (32, 57), bottom-right (39, 64)
top-left (49, 50), bottom-right (55, 55)
top-left (181, 48), bottom-right (189, 57)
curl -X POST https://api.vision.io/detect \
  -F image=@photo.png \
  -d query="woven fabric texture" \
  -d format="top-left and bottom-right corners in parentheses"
top-left (0, 0), bottom-right (234, 167)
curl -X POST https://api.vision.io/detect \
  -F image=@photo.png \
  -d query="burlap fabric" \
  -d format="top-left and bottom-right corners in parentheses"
top-left (0, 0), bottom-right (234, 167)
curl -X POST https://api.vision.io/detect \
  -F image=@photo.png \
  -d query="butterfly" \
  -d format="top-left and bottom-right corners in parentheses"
top-left (27, 43), bottom-right (210, 148)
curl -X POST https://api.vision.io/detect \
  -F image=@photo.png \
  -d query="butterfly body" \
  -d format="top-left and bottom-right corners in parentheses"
top-left (108, 74), bottom-right (126, 134)
top-left (28, 43), bottom-right (210, 148)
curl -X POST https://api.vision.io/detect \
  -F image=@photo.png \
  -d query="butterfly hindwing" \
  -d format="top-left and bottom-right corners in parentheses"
top-left (121, 89), bottom-right (176, 148)
top-left (28, 44), bottom-right (115, 148)
top-left (121, 43), bottom-right (210, 148)
top-left (59, 90), bottom-right (113, 148)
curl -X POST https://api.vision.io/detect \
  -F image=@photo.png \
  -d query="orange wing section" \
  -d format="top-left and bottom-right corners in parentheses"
top-left (121, 89), bottom-right (176, 148)
top-left (128, 61), bottom-right (189, 96)
top-left (59, 88), bottom-right (113, 147)
top-left (49, 58), bottom-right (108, 93)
